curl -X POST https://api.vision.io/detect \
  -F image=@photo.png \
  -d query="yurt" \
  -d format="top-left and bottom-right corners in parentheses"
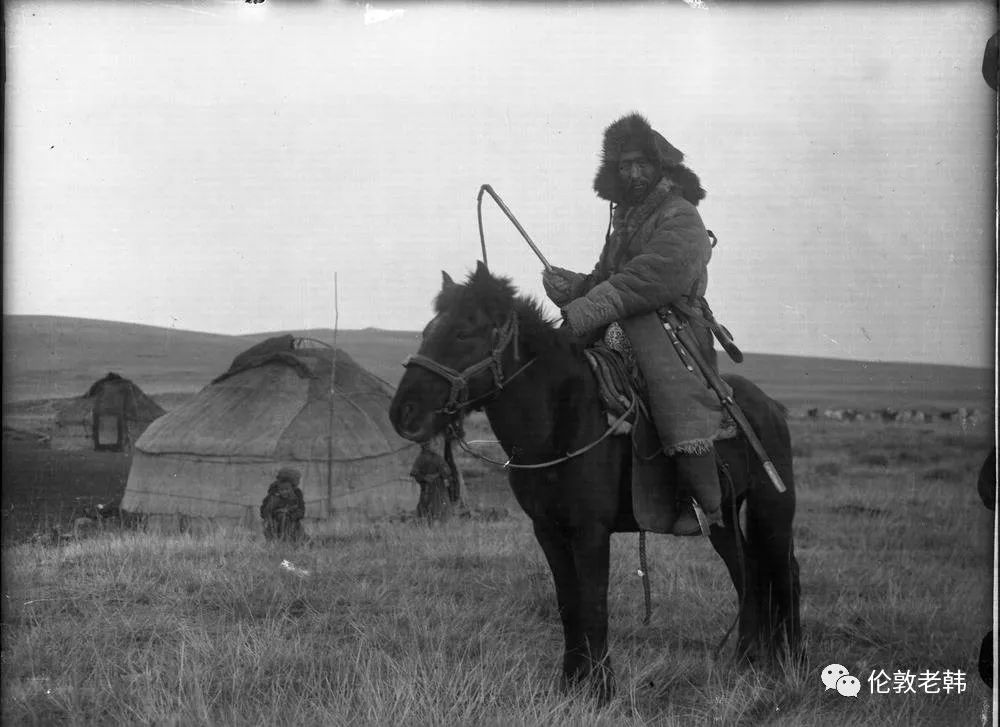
top-left (122, 335), bottom-right (418, 529)
top-left (52, 372), bottom-right (166, 451)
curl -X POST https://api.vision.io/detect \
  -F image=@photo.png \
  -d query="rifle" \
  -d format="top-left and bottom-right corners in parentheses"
top-left (661, 309), bottom-right (787, 494)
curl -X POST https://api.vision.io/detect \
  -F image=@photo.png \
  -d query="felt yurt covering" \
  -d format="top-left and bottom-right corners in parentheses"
top-left (52, 372), bottom-right (166, 451)
top-left (122, 335), bottom-right (418, 527)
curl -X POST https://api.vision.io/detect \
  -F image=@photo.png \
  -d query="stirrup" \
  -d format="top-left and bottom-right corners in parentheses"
top-left (671, 500), bottom-right (702, 536)
top-left (693, 502), bottom-right (726, 536)
top-left (692, 502), bottom-right (711, 537)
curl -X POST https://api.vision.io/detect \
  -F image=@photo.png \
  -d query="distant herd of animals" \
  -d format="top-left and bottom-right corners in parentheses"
top-left (803, 406), bottom-right (985, 425)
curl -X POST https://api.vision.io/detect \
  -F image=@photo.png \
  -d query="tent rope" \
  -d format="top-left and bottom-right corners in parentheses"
top-left (125, 475), bottom-right (413, 509)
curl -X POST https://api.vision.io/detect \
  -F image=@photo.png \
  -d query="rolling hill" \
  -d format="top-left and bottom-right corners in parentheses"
top-left (2, 316), bottom-right (419, 403)
top-left (2, 315), bottom-right (993, 414)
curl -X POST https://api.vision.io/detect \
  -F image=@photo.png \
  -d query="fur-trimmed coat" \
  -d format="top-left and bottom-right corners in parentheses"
top-left (565, 179), bottom-right (713, 330)
top-left (557, 178), bottom-right (724, 455)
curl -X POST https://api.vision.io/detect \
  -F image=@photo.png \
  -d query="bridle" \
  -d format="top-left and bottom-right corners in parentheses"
top-left (402, 309), bottom-right (638, 471)
top-left (402, 312), bottom-right (535, 417)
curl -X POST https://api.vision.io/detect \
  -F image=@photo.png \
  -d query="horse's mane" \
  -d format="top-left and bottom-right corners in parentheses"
top-left (434, 264), bottom-right (574, 358)
top-left (436, 264), bottom-right (591, 453)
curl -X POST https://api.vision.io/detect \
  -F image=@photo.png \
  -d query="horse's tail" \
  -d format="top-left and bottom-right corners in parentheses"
top-left (722, 373), bottom-right (789, 424)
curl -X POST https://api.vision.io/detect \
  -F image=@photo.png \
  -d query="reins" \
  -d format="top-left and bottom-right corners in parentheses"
top-left (454, 399), bottom-right (637, 470)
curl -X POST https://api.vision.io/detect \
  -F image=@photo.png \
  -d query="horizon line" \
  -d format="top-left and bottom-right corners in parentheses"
top-left (4, 312), bottom-right (995, 373)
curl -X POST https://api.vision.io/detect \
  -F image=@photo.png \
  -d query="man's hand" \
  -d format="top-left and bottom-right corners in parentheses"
top-left (542, 266), bottom-right (584, 306)
top-left (557, 320), bottom-right (604, 349)
top-left (562, 296), bottom-right (607, 337)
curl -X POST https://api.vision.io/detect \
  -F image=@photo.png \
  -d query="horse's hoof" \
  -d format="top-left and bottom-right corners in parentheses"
top-left (593, 671), bottom-right (616, 707)
top-left (558, 665), bottom-right (617, 706)
top-left (733, 643), bottom-right (760, 669)
top-left (781, 643), bottom-right (807, 670)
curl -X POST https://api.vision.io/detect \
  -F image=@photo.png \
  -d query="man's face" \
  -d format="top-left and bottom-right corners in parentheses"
top-left (618, 150), bottom-right (659, 203)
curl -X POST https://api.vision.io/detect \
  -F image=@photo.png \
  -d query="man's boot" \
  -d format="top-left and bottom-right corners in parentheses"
top-left (671, 498), bottom-right (702, 536)
top-left (671, 450), bottom-right (724, 536)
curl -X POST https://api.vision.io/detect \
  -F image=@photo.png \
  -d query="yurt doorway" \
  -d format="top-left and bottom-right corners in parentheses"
top-left (93, 411), bottom-right (126, 451)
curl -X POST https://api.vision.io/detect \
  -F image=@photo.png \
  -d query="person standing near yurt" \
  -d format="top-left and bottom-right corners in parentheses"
top-left (260, 467), bottom-right (306, 542)
top-left (410, 439), bottom-right (454, 522)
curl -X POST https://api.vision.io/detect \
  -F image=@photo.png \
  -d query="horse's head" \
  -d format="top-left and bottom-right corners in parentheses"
top-left (390, 261), bottom-right (526, 442)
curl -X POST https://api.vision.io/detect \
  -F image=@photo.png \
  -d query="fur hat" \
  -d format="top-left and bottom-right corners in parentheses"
top-left (593, 113), bottom-right (706, 206)
top-left (276, 467), bottom-right (301, 485)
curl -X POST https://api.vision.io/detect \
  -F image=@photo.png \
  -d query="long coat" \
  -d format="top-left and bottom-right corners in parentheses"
top-left (564, 179), bottom-right (725, 455)
top-left (260, 480), bottom-right (306, 541)
top-left (410, 447), bottom-right (454, 520)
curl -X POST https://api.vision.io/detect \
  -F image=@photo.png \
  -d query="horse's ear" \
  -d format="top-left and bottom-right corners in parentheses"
top-left (475, 259), bottom-right (490, 278)
top-left (441, 271), bottom-right (456, 291)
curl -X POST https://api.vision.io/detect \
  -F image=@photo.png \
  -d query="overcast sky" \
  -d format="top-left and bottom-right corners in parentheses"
top-left (4, 0), bottom-right (997, 367)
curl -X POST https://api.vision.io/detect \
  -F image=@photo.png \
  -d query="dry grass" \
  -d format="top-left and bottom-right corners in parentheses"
top-left (2, 418), bottom-right (995, 726)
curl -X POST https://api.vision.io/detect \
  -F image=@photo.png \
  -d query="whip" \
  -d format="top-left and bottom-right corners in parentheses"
top-left (472, 183), bottom-right (783, 494)
top-left (477, 184), bottom-right (552, 272)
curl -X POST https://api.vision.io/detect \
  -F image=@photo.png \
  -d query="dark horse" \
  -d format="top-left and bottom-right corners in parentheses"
top-left (389, 262), bottom-right (801, 701)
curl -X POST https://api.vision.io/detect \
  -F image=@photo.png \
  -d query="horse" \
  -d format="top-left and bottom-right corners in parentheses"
top-left (389, 261), bottom-right (802, 702)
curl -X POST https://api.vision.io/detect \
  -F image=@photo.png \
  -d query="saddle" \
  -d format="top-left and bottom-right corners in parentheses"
top-left (582, 338), bottom-right (737, 444)
top-left (582, 344), bottom-right (641, 434)
top-left (582, 337), bottom-right (738, 534)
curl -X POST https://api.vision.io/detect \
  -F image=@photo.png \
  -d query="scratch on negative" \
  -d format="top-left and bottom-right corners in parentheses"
top-left (146, 1), bottom-right (220, 17)
top-left (364, 3), bottom-right (405, 25)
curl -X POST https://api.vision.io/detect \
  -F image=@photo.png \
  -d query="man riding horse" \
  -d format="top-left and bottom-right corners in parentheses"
top-left (390, 112), bottom-right (801, 699)
top-left (543, 112), bottom-right (727, 536)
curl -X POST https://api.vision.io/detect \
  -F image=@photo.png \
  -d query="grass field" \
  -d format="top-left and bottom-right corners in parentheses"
top-left (2, 414), bottom-right (995, 726)
top-left (2, 316), bottom-right (995, 724)
top-left (1, 435), bottom-right (133, 543)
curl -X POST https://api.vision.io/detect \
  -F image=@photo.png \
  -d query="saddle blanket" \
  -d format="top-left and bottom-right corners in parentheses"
top-left (584, 336), bottom-right (737, 534)
top-left (583, 341), bottom-right (737, 442)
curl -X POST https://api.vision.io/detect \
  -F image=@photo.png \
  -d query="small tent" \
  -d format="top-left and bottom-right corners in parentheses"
top-left (122, 336), bottom-right (418, 528)
top-left (52, 373), bottom-right (166, 451)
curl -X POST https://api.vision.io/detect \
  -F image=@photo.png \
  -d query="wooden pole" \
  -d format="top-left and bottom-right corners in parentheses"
top-left (326, 272), bottom-right (340, 520)
top-left (443, 435), bottom-right (466, 506)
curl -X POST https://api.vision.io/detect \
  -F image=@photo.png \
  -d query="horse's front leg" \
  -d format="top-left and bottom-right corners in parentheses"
top-left (569, 524), bottom-right (615, 703)
top-left (747, 489), bottom-right (803, 663)
top-left (532, 519), bottom-right (615, 702)
top-left (532, 519), bottom-right (588, 683)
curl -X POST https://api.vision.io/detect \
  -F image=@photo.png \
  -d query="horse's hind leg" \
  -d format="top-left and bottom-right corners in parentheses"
top-left (745, 429), bottom-right (802, 662)
top-left (708, 512), bottom-right (762, 664)
top-left (746, 499), bottom-right (802, 662)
